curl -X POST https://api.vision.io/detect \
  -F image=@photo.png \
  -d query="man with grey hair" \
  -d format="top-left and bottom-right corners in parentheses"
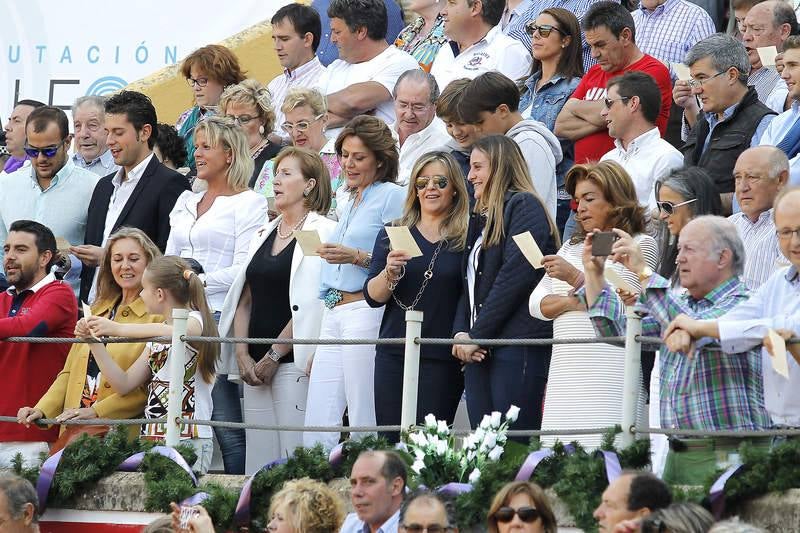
top-left (71, 96), bottom-right (118, 177)
top-left (391, 70), bottom-right (450, 185)
top-left (730, 146), bottom-right (789, 289)
top-left (579, 216), bottom-right (770, 485)
top-left (0, 473), bottom-right (40, 532)
top-left (674, 33), bottom-right (776, 214)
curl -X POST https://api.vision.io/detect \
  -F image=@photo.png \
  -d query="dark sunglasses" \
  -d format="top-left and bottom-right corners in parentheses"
top-left (493, 506), bottom-right (541, 523)
top-left (525, 22), bottom-right (567, 38)
top-left (415, 175), bottom-right (449, 190)
top-left (24, 144), bottom-right (61, 158)
top-left (656, 198), bottom-right (697, 215)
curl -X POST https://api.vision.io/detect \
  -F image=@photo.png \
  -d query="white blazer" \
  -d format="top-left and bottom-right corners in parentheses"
top-left (218, 211), bottom-right (337, 374)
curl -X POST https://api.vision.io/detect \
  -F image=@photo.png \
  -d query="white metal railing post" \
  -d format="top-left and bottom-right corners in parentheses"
top-left (621, 307), bottom-right (642, 447)
top-left (166, 308), bottom-right (190, 447)
top-left (401, 310), bottom-right (424, 431)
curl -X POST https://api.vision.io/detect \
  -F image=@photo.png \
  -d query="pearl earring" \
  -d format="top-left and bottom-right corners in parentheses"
top-left (259, 125), bottom-right (265, 135)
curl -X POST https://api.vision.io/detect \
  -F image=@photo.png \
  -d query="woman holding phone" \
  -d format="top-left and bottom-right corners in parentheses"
top-left (529, 160), bottom-right (657, 448)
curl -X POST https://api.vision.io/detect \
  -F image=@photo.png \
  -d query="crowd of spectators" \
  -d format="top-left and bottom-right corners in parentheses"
top-left (1, 0), bottom-right (800, 528)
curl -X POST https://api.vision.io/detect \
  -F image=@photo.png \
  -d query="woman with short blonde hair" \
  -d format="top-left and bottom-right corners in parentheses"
top-left (220, 79), bottom-right (281, 188)
top-left (165, 114), bottom-right (267, 475)
top-left (268, 478), bottom-right (346, 532)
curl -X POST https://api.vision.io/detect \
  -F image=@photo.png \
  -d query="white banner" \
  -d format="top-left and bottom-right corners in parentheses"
top-left (0, 0), bottom-right (289, 120)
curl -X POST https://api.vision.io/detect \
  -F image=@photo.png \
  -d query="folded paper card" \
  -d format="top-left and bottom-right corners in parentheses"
top-left (767, 328), bottom-right (789, 378)
top-left (55, 237), bottom-right (72, 251)
top-left (671, 62), bottom-right (691, 81)
top-left (293, 230), bottom-right (322, 256)
top-left (385, 226), bottom-right (423, 258)
top-left (512, 232), bottom-right (544, 269)
top-left (604, 266), bottom-right (636, 295)
top-left (757, 46), bottom-right (778, 67)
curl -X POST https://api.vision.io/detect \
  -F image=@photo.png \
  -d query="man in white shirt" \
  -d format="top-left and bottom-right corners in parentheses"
top-left (600, 71), bottom-right (682, 211)
top-left (340, 451), bottom-right (407, 533)
top-left (758, 35), bottom-right (800, 185)
top-left (317, 0), bottom-right (420, 140)
top-left (268, 4), bottom-right (327, 144)
top-left (0, 106), bottom-right (99, 295)
top-left (391, 70), bottom-right (451, 185)
top-left (430, 0), bottom-right (531, 92)
top-left (741, 0), bottom-right (795, 113)
top-left (70, 96), bottom-right (119, 178)
top-left (729, 146), bottom-right (789, 289)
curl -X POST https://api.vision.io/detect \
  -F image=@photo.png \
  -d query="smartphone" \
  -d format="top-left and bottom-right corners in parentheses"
top-left (591, 231), bottom-right (618, 256)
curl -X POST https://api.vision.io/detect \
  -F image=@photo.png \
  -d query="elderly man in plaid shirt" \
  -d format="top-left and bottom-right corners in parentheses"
top-left (577, 216), bottom-right (770, 485)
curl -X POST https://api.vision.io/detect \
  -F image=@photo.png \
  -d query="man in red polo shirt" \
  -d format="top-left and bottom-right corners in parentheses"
top-left (0, 220), bottom-right (76, 466)
top-left (555, 1), bottom-right (672, 165)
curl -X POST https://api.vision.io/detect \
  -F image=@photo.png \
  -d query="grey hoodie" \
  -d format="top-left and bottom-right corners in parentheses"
top-left (506, 119), bottom-right (563, 220)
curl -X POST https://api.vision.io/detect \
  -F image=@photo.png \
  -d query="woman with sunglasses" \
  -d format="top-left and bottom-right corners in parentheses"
top-left (654, 167), bottom-right (722, 282)
top-left (219, 79), bottom-right (281, 189)
top-left (453, 135), bottom-right (560, 435)
top-left (530, 160), bottom-right (657, 448)
top-left (303, 115), bottom-right (406, 451)
top-left (487, 481), bottom-right (557, 533)
top-left (519, 8), bottom-right (584, 237)
top-left (365, 152), bottom-right (469, 441)
top-left (253, 88), bottom-right (343, 218)
top-left (176, 44), bottom-right (246, 171)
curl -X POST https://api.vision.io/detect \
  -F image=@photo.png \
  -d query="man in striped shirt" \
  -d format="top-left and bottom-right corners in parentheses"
top-left (730, 146), bottom-right (790, 289)
top-left (580, 216), bottom-right (770, 485)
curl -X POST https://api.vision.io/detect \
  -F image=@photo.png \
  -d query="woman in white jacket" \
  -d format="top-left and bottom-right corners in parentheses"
top-left (218, 147), bottom-right (335, 473)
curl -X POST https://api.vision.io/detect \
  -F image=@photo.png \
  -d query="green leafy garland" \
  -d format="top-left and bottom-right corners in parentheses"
top-left (12, 428), bottom-right (800, 533)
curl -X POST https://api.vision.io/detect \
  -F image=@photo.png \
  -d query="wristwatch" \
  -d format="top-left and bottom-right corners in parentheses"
top-left (638, 266), bottom-right (654, 283)
top-left (267, 348), bottom-right (281, 363)
top-left (362, 252), bottom-right (372, 268)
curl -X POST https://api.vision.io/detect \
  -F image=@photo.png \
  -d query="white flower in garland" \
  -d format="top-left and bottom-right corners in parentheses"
top-left (490, 411), bottom-right (502, 429)
top-left (506, 405), bottom-right (520, 423)
top-left (468, 468), bottom-right (481, 483)
top-left (425, 413), bottom-right (438, 430)
top-left (412, 459), bottom-right (425, 474)
top-left (436, 440), bottom-right (448, 457)
top-left (437, 420), bottom-right (450, 435)
top-left (488, 445), bottom-right (505, 461)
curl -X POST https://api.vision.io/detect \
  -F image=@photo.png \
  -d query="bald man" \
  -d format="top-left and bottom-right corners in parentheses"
top-left (730, 146), bottom-right (790, 288)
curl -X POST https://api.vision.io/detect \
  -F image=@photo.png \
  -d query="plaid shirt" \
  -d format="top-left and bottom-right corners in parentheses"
top-left (582, 273), bottom-right (770, 432)
top-left (632, 0), bottom-right (715, 78)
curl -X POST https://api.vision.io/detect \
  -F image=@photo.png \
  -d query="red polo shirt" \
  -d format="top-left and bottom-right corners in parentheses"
top-left (0, 274), bottom-right (77, 442)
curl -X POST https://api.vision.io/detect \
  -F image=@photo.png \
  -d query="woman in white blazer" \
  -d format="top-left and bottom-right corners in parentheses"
top-left (218, 147), bottom-right (335, 473)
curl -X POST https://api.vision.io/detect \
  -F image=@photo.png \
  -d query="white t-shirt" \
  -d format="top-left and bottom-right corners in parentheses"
top-left (392, 117), bottom-right (452, 185)
top-left (142, 311), bottom-right (213, 440)
top-left (430, 24), bottom-right (532, 92)
top-left (317, 45), bottom-right (420, 139)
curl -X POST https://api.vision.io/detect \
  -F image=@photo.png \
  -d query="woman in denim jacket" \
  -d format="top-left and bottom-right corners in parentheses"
top-left (519, 8), bottom-right (583, 238)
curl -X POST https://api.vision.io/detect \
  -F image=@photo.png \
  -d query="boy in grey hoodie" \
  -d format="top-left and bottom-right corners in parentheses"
top-left (457, 72), bottom-right (562, 220)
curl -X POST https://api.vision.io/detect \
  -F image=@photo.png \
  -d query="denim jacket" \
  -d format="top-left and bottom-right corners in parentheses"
top-left (520, 72), bottom-right (581, 190)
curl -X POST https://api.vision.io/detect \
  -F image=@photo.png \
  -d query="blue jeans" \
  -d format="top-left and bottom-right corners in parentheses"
top-left (210, 311), bottom-right (245, 474)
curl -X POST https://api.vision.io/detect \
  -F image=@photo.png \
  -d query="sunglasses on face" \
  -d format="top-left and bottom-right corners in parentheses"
top-left (524, 22), bottom-right (567, 38)
top-left (493, 506), bottom-right (541, 523)
top-left (603, 96), bottom-right (631, 109)
top-left (24, 144), bottom-right (61, 158)
top-left (656, 197), bottom-right (697, 215)
top-left (415, 175), bottom-right (449, 190)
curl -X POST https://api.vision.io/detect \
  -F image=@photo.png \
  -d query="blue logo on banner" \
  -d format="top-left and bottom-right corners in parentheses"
top-left (85, 76), bottom-right (128, 96)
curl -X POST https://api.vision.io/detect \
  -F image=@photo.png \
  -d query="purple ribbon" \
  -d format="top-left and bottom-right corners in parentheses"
top-left (117, 446), bottom-right (198, 486)
top-left (234, 458), bottom-right (288, 526)
top-left (36, 448), bottom-right (65, 514)
top-left (182, 491), bottom-right (210, 506)
top-left (436, 482), bottom-right (473, 497)
top-left (514, 449), bottom-right (555, 481)
top-left (596, 450), bottom-right (622, 484)
top-left (328, 442), bottom-right (345, 469)
top-left (709, 464), bottom-right (743, 519)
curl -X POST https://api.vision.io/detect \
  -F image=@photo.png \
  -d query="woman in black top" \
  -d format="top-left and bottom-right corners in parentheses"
top-left (219, 79), bottom-right (281, 188)
top-left (365, 151), bottom-right (469, 440)
top-left (453, 135), bottom-right (560, 434)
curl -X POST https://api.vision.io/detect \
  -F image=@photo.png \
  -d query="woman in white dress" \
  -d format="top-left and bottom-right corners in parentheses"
top-left (529, 161), bottom-right (658, 448)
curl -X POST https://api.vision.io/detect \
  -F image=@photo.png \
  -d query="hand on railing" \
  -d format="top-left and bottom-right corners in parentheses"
top-left (452, 332), bottom-right (487, 363)
top-left (16, 407), bottom-right (44, 428)
top-left (55, 407), bottom-right (99, 423)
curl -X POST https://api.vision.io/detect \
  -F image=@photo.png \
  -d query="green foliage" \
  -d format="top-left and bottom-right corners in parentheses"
top-left (454, 448), bottom-right (526, 528)
top-left (338, 435), bottom-right (392, 479)
top-left (198, 482), bottom-right (240, 532)
top-left (10, 453), bottom-right (41, 487)
top-left (141, 445), bottom-right (197, 512)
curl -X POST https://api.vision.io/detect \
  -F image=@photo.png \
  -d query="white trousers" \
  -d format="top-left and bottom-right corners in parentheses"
top-left (243, 363), bottom-right (308, 474)
top-left (303, 300), bottom-right (383, 450)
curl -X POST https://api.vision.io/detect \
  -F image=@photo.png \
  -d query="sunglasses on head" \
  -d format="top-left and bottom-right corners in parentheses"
top-left (493, 506), bottom-right (541, 523)
top-left (24, 144), bottom-right (61, 158)
top-left (524, 22), bottom-right (567, 38)
top-left (415, 175), bottom-right (449, 190)
top-left (656, 197), bottom-right (697, 215)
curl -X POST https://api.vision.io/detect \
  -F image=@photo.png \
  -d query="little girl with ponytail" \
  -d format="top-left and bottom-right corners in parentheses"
top-left (81, 256), bottom-right (220, 473)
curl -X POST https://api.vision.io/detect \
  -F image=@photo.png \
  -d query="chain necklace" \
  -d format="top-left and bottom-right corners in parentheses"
top-left (392, 238), bottom-right (447, 311)
top-left (277, 211), bottom-right (310, 239)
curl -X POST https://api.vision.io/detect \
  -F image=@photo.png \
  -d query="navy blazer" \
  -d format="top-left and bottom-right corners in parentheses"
top-left (454, 191), bottom-right (557, 343)
top-left (79, 156), bottom-right (190, 302)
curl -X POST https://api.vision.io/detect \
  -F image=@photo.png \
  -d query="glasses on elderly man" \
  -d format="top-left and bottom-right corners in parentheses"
top-left (400, 524), bottom-right (454, 533)
top-left (281, 114), bottom-right (324, 134)
top-left (656, 198), bottom-right (697, 216)
top-left (776, 227), bottom-right (800, 240)
top-left (686, 70), bottom-right (727, 89)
